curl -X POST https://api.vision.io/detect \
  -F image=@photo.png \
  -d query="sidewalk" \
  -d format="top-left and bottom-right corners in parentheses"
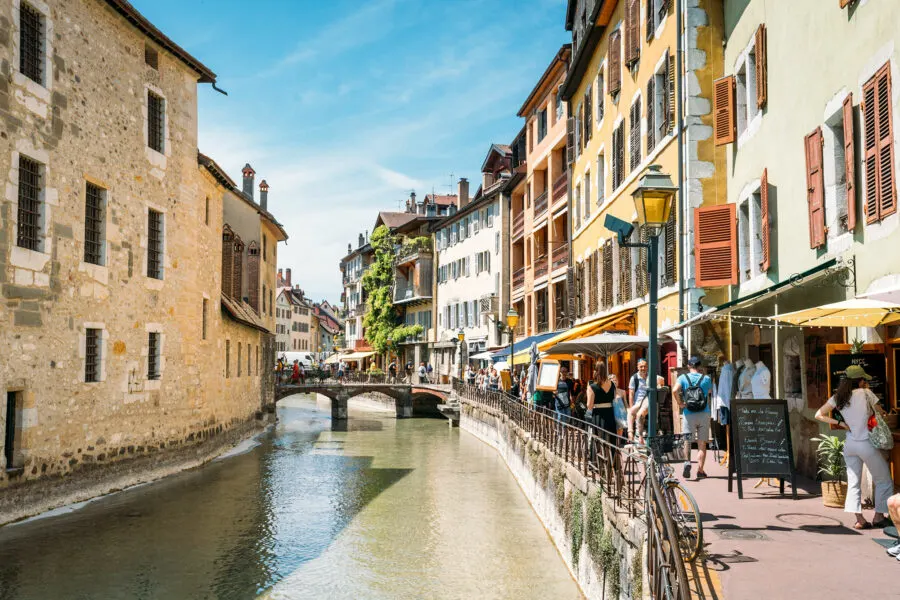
top-left (680, 456), bottom-right (897, 600)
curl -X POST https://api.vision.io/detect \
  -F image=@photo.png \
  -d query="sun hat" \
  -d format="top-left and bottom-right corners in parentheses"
top-left (688, 356), bottom-right (703, 367)
top-left (845, 364), bottom-right (872, 380)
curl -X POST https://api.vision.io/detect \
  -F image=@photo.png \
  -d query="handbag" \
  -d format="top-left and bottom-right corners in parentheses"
top-left (613, 396), bottom-right (628, 430)
top-left (868, 403), bottom-right (894, 451)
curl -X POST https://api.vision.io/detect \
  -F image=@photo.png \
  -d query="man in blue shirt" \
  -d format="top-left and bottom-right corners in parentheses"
top-left (673, 356), bottom-right (712, 479)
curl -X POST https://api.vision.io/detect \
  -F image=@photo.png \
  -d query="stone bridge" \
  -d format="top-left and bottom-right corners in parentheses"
top-left (274, 381), bottom-right (452, 421)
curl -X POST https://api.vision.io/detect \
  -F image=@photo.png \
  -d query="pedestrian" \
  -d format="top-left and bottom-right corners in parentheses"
top-left (586, 362), bottom-right (617, 437)
top-left (673, 356), bottom-right (713, 480)
top-left (608, 373), bottom-right (629, 435)
top-left (815, 365), bottom-right (893, 529)
top-left (418, 361), bottom-right (427, 384)
top-left (554, 366), bottom-right (574, 424)
top-left (426, 362), bottom-right (433, 383)
top-left (488, 367), bottom-right (500, 391)
top-left (291, 360), bottom-right (300, 384)
top-left (338, 360), bottom-right (345, 384)
top-left (388, 359), bottom-right (397, 383)
top-left (465, 363), bottom-right (475, 385)
top-left (572, 380), bottom-right (586, 423)
top-left (298, 361), bottom-right (305, 384)
top-left (626, 359), bottom-right (664, 442)
top-left (405, 361), bottom-right (413, 383)
top-left (886, 494), bottom-right (900, 558)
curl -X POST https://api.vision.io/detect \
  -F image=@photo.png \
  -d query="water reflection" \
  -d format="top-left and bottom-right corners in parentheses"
top-left (0, 395), bottom-right (580, 600)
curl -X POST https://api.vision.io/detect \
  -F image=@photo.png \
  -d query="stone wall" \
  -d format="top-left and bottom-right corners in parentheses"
top-left (0, 0), bottom-right (276, 518)
top-left (460, 400), bottom-right (648, 600)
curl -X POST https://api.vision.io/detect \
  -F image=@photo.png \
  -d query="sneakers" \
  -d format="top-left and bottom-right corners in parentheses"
top-left (696, 471), bottom-right (708, 479)
top-left (888, 542), bottom-right (900, 558)
top-left (682, 463), bottom-right (691, 479)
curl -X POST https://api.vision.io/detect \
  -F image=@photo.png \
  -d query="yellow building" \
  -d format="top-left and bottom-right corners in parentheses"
top-left (560, 0), bottom-right (726, 377)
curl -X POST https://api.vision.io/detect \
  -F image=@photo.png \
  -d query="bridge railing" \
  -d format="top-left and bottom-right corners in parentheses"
top-left (453, 379), bottom-right (692, 600)
top-left (275, 369), bottom-right (442, 387)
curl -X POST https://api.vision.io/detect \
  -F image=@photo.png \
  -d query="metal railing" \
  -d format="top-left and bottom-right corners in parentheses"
top-left (534, 190), bottom-right (549, 217)
top-left (454, 380), bottom-right (692, 600)
top-left (534, 255), bottom-right (549, 279)
top-left (513, 267), bottom-right (525, 291)
top-left (552, 173), bottom-right (567, 203)
top-left (513, 212), bottom-right (525, 238)
top-left (551, 242), bottom-right (569, 271)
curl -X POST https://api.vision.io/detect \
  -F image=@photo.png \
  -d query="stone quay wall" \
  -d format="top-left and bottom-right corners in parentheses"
top-left (460, 400), bottom-right (649, 600)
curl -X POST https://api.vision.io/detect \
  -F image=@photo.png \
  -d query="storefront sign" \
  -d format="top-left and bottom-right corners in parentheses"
top-left (827, 348), bottom-right (887, 409)
top-left (729, 399), bottom-right (798, 500)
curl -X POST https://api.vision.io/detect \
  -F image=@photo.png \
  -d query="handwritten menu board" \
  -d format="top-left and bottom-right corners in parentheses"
top-left (827, 351), bottom-right (887, 409)
top-left (729, 399), bottom-right (797, 499)
top-left (536, 360), bottom-right (561, 392)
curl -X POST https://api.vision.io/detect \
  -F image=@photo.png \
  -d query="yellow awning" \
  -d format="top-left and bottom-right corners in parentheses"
top-left (341, 351), bottom-right (376, 362)
top-left (511, 311), bottom-right (634, 365)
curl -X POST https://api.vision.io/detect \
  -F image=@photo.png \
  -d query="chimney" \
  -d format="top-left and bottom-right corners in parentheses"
top-left (358, 233), bottom-right (364, 247)
top-left (457, 177), bottom-right (469, 208)
top-left (365, 230), bottom-right (369, 243)
top-left (285, 268), bottom-right (292, 287)
top-left (242, 163), bottom-right (255, 200)
top-left (348, 243), bottom-right (352, 254)
top-left (278, 268), bottom-right (283, 285)
top-left (259, 180), bottom-right (269, 211)
top-left (482, 171), bottom-right (494, 190)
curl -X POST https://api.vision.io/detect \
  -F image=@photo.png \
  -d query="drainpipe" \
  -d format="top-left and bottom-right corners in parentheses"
top-left (676, 0), bottom-right (686, 354)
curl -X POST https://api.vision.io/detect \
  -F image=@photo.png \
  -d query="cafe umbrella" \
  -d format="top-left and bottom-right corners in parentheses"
top-left (770, 298), bottom-right (900, 327)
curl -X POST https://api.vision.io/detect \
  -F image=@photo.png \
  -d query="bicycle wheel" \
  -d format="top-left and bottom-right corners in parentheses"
top-left (665, 481), bottom-right (703, 561)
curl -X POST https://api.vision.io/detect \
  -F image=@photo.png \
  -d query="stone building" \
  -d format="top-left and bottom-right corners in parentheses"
top-left (0, 0), bottom-right (285, 523)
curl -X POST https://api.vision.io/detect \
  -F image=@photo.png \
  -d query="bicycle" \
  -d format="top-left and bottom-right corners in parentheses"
top-left (644, 433), bottom-right (704, 562)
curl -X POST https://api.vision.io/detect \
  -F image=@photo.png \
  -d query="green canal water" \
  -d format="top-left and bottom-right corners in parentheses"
top-left (0, 395), bottom-right (581, 599)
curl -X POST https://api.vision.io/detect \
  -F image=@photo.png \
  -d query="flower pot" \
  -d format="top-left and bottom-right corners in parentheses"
top-left (822, 480), bottom-right (848, 508)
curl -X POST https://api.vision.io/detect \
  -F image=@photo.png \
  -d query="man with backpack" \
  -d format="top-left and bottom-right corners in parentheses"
top-left (673, 356), bottom-right (712, 480)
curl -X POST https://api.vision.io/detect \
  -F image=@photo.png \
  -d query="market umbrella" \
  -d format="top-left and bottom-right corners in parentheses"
top-left (859, 286), bottom-right (900, 305)
top-left (493, 360), bottom-right (510, 371)
top-left (526, 342), bottom-right (540, 403)
top-left (544, 332), bottom-right (664, 357)
top-left (771, 298), bottom-right (900, 327)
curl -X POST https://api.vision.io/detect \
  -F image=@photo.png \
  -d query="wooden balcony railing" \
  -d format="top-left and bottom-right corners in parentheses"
top-left (534, 256), bottom-right (548, 279)
top-left (513, 212), bottom-right (525, 238)
top-left (551, 242), bottom-right (569, 271)
top-left (552, 173), bottom-right (568, 203)
top-left (513, 267), bottom-right (525, 290)
top-left (534, 190), bottom-right (548, 218)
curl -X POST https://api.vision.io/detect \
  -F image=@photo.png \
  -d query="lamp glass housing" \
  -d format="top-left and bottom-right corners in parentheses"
top-left (632, 164), bottom-right (677, 235)
top-left (457, 328), bottom-right (465, 342)
top-left (506, 307), bottom-right (519, 329)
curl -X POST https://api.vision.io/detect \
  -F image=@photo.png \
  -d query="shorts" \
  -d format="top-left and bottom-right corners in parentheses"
top-left (681, 411), bottom-right (710, 442)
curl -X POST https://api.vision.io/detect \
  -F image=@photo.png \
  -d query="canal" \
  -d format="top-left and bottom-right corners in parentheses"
top-left (0, 395), bottom-right (581, 599)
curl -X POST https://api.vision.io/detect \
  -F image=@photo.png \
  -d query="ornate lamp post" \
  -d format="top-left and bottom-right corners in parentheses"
top-left (457, 328), bottom-right (466, 380)
top-left (506, 307), bottom-right (519, 381)
top-left (606, 165), bottom-right (676, 440)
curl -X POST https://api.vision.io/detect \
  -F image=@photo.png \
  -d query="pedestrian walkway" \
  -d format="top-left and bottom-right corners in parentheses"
top-left (681, 458), bottom-right (897, 600)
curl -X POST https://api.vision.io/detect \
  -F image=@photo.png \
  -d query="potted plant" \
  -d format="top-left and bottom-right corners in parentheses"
top-left (811, 434), bottom-right (847, 508)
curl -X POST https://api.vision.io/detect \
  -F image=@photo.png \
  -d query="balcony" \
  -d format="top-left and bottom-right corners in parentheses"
top-left (395, 238), bottom-right (432, 266)
top-left (551, 242), bottom-right (569, 271)
top-left (534, 190), bottom-right (548, 218)
top-left (513, 267), bottom-right (525, 291)
top-left (393, 282), bottom-right (432, 305)
top-left (552, 173), bottom-right (567, 204)
top-left (534, 255), bottom-right (548, 279)
top-left (353, 338), bottom-right (372, 352)
top-left (513, 212), bottom-right (524, 239)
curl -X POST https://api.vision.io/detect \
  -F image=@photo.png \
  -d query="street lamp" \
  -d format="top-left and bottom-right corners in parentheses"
top-left (606, 164), bottom-right (676, 440)
top-left (457, 328), bottom-right (466, 379)
top-left (506, 307), bottom-right (519, 380)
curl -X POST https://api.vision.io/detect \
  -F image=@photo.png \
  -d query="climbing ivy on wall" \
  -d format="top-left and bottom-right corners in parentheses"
top-left (362, 225), bottom-right (422, 354)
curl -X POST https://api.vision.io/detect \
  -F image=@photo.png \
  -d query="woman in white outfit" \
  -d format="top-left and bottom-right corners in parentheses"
top-left (815, 365), bottom-right (893, 529)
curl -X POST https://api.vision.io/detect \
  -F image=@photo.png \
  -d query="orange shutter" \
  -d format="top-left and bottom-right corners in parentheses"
top-left (864, 74), bottom-right (879, 222)
top-left (805, 127), bottom-right (826, 247)
top-left (609, 31), bottom-right (622, 95)
top-left (843, 94), bottom-right (856, 231)
top-left (755, 25), bottom-right (767, 109)
top-left (713, 76), bottom-right (735, 146)
top-left (840, 0), bottom-right (853, 7)
top-left (694, 205), bottom-right (737, 287)
top-left (760, 169), bottom-right (770, 272)
top-left (876, 64), bottom-right (897, 219)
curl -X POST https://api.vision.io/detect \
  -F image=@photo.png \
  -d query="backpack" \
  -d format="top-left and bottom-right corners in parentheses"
top-left (683, 374), bottom-right (708, 412)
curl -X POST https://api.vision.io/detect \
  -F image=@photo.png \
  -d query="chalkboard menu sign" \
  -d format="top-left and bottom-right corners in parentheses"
top-left (827, 351), bottom-right (887, 409)
top-left (728, 399), bottom-right (797, 500)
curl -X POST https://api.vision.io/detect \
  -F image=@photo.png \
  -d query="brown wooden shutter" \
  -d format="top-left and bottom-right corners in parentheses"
top-left (617, 238), bottom-right (632, 304)
top-left (646, 0), bottom-right (654, 42)
top-left (624, 0), bottom-right (640, 66)
top-left (585, 87), bottom-right (593, 141)
top-left (636, 224), bottom-right (649, 296)
top-left (843, 94), bottom-right (857, 231)
top-left (590, 251), bottom-right (599, 314)
top-left (694, 205), bottom-right (737, 287)
top-left (602, 241), bottom-right (614, 309)
top-left (647, 76), bottom-right (656, 153)
top-left (755, 24), bottom-right (767, 109)
top-left (630, 100), bottom-right (641, 170)
top-left (876, 65), bottom-right (897, 219)
top-left (566, 116), bottom-right (575, 166)
top-left (805, 127), bottom-right (826, 248)
top-left (864, 74), bottom-right (879, 223)
top-left (713, 76), bottom-right (736, 146)
top-left (667, 53), bottom-right (676, 135)
top-left (760, 168), bottom-right (770, 272)
top-left (664, 210), bottom-right (676, 285)
top-left (609, 31), bottom-right (622, 95)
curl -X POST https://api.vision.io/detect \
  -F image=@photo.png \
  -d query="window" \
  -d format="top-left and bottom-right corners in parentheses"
top-left (204, 197), bottom-right (210, 226)
top-left (574, 103), bottom-right (582, 160)
top-left (624, 0), bottom-right (641, 66)
top-left (144, 44), bottom-right (158, 70)
top-left (17, 155), bottom-right (43, 252)
top-left (596, 153), bottom-right (606, 206)
top-left (596, 70), bottom-right (604, 124)
top-left (202, 298), bottom-right (208, 340)
top-left (612, 122), bottom-right (625, 189)
top-left (148, 332), bottom-right (161, 380)
top-left (19, 2), bottom-right (45, 86)
top-left (824, 105), bottom-right (851, 234)
top-left (248, 344), bottom-right (252, 375)
top-left (537, 109), bottom-right (548, 142)
top-left (583, 86), bottom-right (593, 144)
top-left (84, 182), bottom-right (106, 265)
top-left (226, 340), bottom-right (231, 378)
top-left (147, 90), bottom-right (165, 153)
top-left (495, 232), bottom-right (500, 254)
top-left (735, 45), bottom-right (758, 139)
top-left (646, 0), bottom-right (668, 38)
top-left (85, 328), bottom-right (101, 383)
top-left (556, 85), bottom-right (564, 121)
top-left (737, 191), bottom-right (763, 282)
top-left (574, 183), bottom-right (582, 227)
top-left (629, 99), bottom-right (641, 171)
top-left (147, 209), bottom-right (164, 279)
top-left (583, 169), bottom-right (591, 220)
top-left (238, 343), bottom-right (242, 377)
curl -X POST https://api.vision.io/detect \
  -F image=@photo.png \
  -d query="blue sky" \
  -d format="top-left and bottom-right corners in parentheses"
top-left (132, 0), bottom-right (569, 302)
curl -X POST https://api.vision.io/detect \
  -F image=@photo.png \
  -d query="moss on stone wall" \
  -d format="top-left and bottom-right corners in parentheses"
top-left (587, 488), bottom-right (605, 562)
top-left (571, 492), bottom-right (584, 568)
top-left (631, 545), bottom-right (643, 599)
top-left (599, 530), bottom-right (621, 599)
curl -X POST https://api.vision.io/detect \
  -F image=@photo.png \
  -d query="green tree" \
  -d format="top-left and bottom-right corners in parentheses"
top-left (362, 225), bottom-right (423, 354)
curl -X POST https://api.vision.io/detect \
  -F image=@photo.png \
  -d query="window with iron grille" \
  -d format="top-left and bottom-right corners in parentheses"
top-left (147, 90), bottom-right (165, 153)
top-left (84, 182), bottom-right (105, 265)
top-left (19, 3), bottom-right (44, 86)
top-left (144, 44), bottom-right (158, 70)
top-left (147, 209), bottom-right (163, 279)
top-left (147, 332), bottom-right (161, 380)
top-left (17, 155), bottom-right (42, 252)
top-left (85, 328), bottom-right (101, 383)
